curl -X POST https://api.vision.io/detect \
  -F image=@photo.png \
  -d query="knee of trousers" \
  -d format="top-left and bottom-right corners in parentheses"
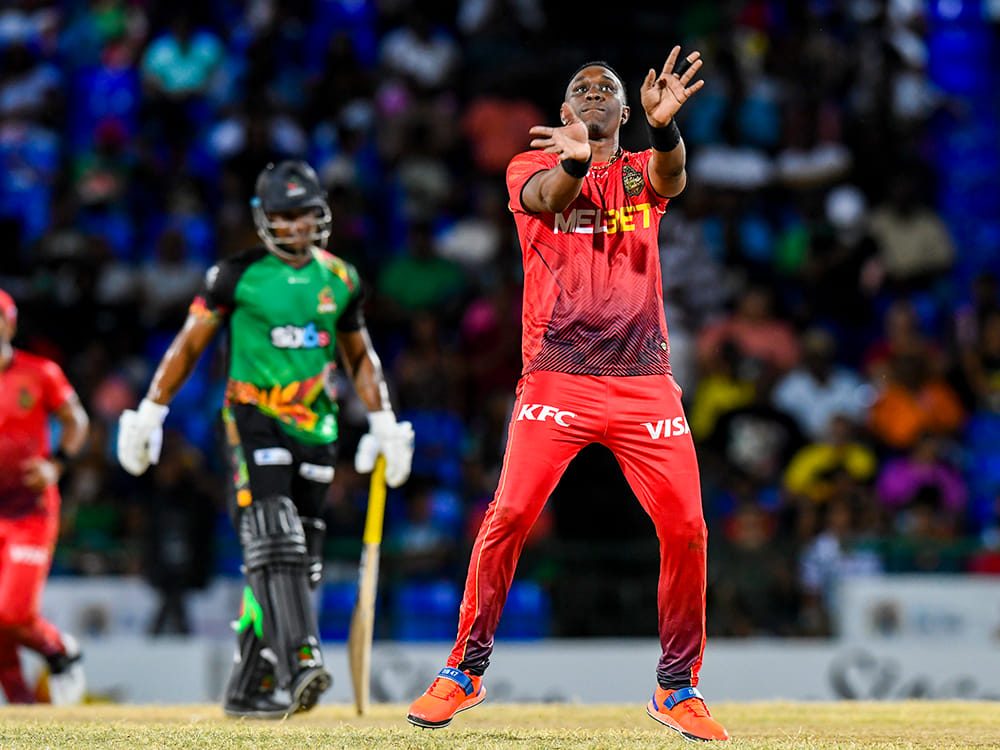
top-left (655, 516), bottom-right (708, 547)
top-left (485, 503), bottom-right (541, 540)
top-left (238, 495), bottom-right (308, 571)
top-left (0, 609), bottom-right (36, 633)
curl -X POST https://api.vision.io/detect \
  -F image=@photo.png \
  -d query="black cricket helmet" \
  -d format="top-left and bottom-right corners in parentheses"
top-left (251, 160), bottom-right (332, 260)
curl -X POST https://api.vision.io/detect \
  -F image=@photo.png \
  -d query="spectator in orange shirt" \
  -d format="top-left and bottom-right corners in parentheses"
top-left (867, 352), bottom-right (965, 451)
top-left (461, 81), bottom-right (545, 175)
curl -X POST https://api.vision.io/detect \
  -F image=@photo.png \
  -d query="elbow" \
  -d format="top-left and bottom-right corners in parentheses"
top-left (660, 173), bottom-right (687, 199)
top-left (541, 196), bottom-right (573, 214)
top-left (76, 408), bottom-right (91, 440)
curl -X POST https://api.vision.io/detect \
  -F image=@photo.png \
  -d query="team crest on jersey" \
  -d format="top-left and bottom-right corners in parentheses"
top-left (622, 164), bottom-right (644, 197)
top-left (18, 387), bottom-right (34, 410)
top-left (317, 286), bottom-right (336, 314)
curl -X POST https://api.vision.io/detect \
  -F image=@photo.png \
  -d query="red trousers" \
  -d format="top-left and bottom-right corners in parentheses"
top-left (0, 498), bottom-right (63, 702)
top-left (448, 371), bottom-right (708, 688)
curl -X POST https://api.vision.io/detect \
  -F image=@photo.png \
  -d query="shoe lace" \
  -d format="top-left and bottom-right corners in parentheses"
top-left (681, 698), bottom-right (711, 719)
top-left (428, 677), bottom-right (464, 702)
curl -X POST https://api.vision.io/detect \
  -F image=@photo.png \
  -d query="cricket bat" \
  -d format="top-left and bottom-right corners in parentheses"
top-left (348, 454), bottom-right (386, 715)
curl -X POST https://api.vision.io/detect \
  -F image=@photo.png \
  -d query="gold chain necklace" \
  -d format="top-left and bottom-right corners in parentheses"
top-left (590, 147), bottom-right (623, 174)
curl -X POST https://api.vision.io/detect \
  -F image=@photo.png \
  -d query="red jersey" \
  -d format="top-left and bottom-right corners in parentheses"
top-left (0, 350), bottom-right (74, 516)
top-left (506, 148), bottom-right (672, 377)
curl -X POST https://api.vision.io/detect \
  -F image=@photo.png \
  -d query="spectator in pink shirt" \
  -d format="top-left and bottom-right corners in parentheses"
top-left (696, 283), bottom-right (802, 375)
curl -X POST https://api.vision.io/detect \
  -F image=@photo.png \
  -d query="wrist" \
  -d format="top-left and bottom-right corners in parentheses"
top-left (367, 409), bottom-right (397, 433)
top-left (138, 398), bottom-right (170, 424)
top-left (53, 446), bottom-right (74, 471)
top-left (560, 150), bottom-right (592, 179)
top-left (647, 119), bottom-right (682, 152)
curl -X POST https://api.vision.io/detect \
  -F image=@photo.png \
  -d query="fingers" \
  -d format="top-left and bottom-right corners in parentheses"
top-left (679, 57), bottom-right (703, 86)
top-left (661, 45), bottom-right (680, 78)
top-left (674, 50), bottom-right (700, 79)
top-left (685, 79), bottom-right (705, 97)
top-left (529, 125), bottom-right (554, 137)
top-left (354, 433), bottom-right (378, 473)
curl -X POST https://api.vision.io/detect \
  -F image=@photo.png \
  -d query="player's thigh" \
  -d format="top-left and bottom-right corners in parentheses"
top-left (499, 371), bottom-right (603, 496)
top-left (0, 514), bottom-right (54, 617)
top-left (224, 406), bottom-right (296, 518)
top-left (290, 440), bottom-right (337, 518)
top-left (606, 375), bottom-right (703, 521)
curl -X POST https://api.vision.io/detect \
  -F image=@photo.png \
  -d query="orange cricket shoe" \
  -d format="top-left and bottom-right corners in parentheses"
top-left (646, 686), bottom-right (729, 742)
top-left (407, 667), bottom-right (486, 728)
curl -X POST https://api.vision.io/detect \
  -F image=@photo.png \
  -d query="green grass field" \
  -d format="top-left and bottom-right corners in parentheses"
top-left (0, 702), bottom-right (997, 749)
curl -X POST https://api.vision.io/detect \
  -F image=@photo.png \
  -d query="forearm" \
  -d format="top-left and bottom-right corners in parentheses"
top-left (522, 146), bottom-right (593, 214)
top-left (146, 335), bottom-right (201, 404)
top-left (346, 350), bottom-right (392, 413)
top-left (534, 164), bottom-right (589, 214)
top-left (57, 399), bottom-right (89, 456)
top-left (648, 122), bottom-right (687, 197)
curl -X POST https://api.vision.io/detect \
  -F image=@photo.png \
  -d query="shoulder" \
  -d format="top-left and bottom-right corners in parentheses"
top-left (200, 247), bottom-right (268, 306)
top-left (312, 249), bottom-right (361, 292)
top-left (219, 246), bottom-right (269, 273)
top-left (507, 150), bottom-right (557, 177)
top-left (16, 350), bottom-right (65, 382)
top-left (209, 247), bottom-right (268, 283)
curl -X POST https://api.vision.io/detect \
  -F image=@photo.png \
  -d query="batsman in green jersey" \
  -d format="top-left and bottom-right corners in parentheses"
top-left (116, 160), bottom-right (414, 718)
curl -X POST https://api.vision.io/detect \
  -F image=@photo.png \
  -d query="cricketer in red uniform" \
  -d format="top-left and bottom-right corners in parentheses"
top-left (0, 289), bottom-right (88, 703)
top-left (409, 51), bottom-right (728, 742)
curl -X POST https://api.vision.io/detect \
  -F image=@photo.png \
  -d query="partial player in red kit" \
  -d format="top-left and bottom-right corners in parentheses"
top-left (408, 49), bottom-right (729, 741)
top-left (0, 289), bottom-right (89, 704)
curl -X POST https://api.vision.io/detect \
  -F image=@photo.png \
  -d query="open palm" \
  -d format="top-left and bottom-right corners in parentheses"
top-left (641, 46), bottom-right (705, 127)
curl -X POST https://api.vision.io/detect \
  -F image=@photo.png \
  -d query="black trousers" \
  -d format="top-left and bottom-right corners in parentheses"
top-left (222, 405), bottom-right (337, 523)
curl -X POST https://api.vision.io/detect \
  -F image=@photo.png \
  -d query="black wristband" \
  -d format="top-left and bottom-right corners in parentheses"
top-left (54, 447), bottom-right (73, 466)
top-left (560, 155), bottom-right (592, 179)
top-left (648, 119), bottom-right (682, 152)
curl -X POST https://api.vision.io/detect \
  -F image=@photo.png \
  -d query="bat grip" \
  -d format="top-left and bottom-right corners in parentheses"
top-left (362, 455), bottom-right (387, 545)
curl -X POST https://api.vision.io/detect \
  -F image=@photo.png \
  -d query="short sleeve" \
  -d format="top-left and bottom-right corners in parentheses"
top-left (40, 358), bottom-right (74, 412)
top-left (506, 150), bottom-right (557, 213)
top-left (189, 257), bottom-right (244, 322)
top-left (336, 265), bottom-right (367, 332)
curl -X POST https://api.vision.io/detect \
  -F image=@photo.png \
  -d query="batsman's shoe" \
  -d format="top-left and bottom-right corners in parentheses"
top-left (646, 686), bottom-right (729, 742)
top-left (407, 667), bottom-right (485, 728)
top-left (290, 665), bottom-right (332, 714)
top-left (224, 691), bottom-right (293, 720)
top-left (45, 634), bottom-right (86, 706)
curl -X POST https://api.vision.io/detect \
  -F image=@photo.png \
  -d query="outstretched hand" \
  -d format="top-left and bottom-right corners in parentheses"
top-left (528, 103), bottom-right (592, 163)
top-left (642, 46), bottom-right (704, 127)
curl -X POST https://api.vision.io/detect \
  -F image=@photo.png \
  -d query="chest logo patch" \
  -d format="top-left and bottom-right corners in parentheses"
top-left (622, 164), bottom-right (644, 197)
top-left (18, 387), bottom-right (34, 410)
top-left (318, 286), bottom-right (336, 314)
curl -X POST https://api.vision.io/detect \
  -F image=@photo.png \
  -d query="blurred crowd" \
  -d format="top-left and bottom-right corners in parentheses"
top-left (1, 0), bottom-right (998, 639)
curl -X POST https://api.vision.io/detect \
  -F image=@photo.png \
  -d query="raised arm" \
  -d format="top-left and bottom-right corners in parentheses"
top-left (641, 46), bottom-right (704, 198)
top-left (521, 104), bottom-right (593, 214)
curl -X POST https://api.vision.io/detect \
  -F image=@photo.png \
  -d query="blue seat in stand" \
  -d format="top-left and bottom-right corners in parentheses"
top-left (391, 581), bottom-right (459, 641)
top-left (318, 580), bottom-right (358, 642)
top-left (496, 580), bottom-right (551, 640)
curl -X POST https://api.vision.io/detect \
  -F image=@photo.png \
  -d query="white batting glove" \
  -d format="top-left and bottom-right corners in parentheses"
top-left (117, 398), bottom-right (169, 476)
top-left (354, 410), bottom-right (414, 488)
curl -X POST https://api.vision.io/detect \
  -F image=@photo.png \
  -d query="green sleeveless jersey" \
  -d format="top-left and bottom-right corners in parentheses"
top-left (193, 247), bottom-right (364, 444)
